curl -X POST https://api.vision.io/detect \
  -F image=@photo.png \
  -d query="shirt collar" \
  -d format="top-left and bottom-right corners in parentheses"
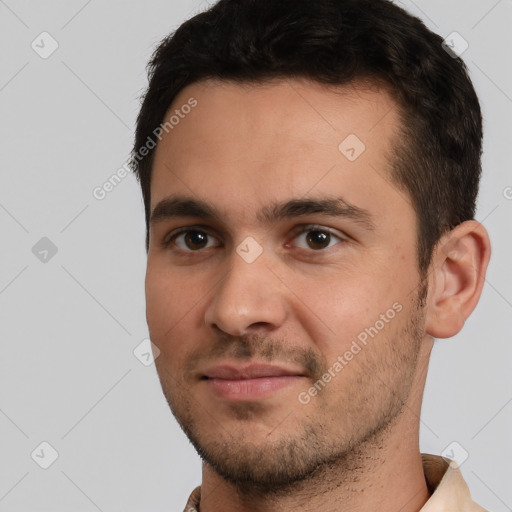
top-left (419, 454), bottom-right (487, 511)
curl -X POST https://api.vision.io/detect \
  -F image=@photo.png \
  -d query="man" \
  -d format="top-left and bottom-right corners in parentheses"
top-left (131, 0), bottom-right (491, 510)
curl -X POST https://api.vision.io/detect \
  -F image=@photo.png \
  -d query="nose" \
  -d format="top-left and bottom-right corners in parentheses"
top-left (204, 250), bottom-right (288, 337)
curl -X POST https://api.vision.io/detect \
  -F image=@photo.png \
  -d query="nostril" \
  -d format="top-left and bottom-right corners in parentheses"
top-left (248, 321), bottom-right (272, 329)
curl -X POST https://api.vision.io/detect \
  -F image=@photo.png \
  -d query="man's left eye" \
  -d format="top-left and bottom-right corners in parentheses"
top-left (292, 227), bottom-right (345, 251)
top-left (171, 229), bottom-right (219, 251)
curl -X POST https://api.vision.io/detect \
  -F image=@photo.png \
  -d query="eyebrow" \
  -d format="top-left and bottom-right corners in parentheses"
top-left (150, 195), bottom-right (376, 231)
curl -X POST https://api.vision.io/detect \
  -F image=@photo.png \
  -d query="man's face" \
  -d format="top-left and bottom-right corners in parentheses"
top-left (146, 78), bottom-right (429, 490)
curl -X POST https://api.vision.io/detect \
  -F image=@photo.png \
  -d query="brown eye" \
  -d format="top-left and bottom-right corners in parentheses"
top-left (171, 230), bottom-right (218, 251)
top-left (306, 230), bottom-right (331, 250)
top-left (184, 231), bottom-right (208, 250)
top-left (292, 226), bottom-right (345, 251)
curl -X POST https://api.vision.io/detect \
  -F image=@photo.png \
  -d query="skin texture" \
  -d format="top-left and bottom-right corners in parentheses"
top-left (145, 78), bottom-right (491, 512)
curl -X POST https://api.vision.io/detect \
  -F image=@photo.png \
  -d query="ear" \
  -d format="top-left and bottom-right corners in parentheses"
top-left (425, 221), bottom-right (491, 339)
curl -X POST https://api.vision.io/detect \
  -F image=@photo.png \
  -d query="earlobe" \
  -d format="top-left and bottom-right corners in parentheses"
top-left (425, 221), bottom-right (491, 339)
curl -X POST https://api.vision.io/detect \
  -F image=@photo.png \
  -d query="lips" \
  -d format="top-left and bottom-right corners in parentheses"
top-left (202, 363), bottom-right (307, 380)
top-left (201, 363), bottom-right (308, 400)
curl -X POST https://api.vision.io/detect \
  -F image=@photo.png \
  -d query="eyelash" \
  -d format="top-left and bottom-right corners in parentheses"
top-left (287, 225), bottom-right (346, 251)
top-left (162, 224), bottom-right (347, 253)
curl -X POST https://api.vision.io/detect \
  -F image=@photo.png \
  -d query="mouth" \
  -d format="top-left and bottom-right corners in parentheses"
top-left (201, 363), bottom-right (308, 401)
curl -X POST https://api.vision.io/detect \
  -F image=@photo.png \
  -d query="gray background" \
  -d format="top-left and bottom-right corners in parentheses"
top-left (0, 0), bottom-right (510, 510)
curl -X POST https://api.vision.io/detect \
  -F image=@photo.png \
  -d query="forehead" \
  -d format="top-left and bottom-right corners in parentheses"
top-left (150, 78), bottom-right (409, 223)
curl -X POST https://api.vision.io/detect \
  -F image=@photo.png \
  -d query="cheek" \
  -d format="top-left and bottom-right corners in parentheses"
top-left (145, 261), bottom-right (215, 371)
top-left (146, 276), bottom-right (192, 375)
top-left (289, 266), bottom-right (408, 356)
top-left (145, 264), bottom-right (196, 339)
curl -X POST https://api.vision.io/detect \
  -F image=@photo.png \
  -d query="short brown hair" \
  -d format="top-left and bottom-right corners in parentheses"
top-left (132, 0), bottom-right (482, 272)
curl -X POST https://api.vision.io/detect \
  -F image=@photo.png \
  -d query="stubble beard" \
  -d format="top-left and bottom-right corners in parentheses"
top-left (156, 281), bottom-right (428, 498)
